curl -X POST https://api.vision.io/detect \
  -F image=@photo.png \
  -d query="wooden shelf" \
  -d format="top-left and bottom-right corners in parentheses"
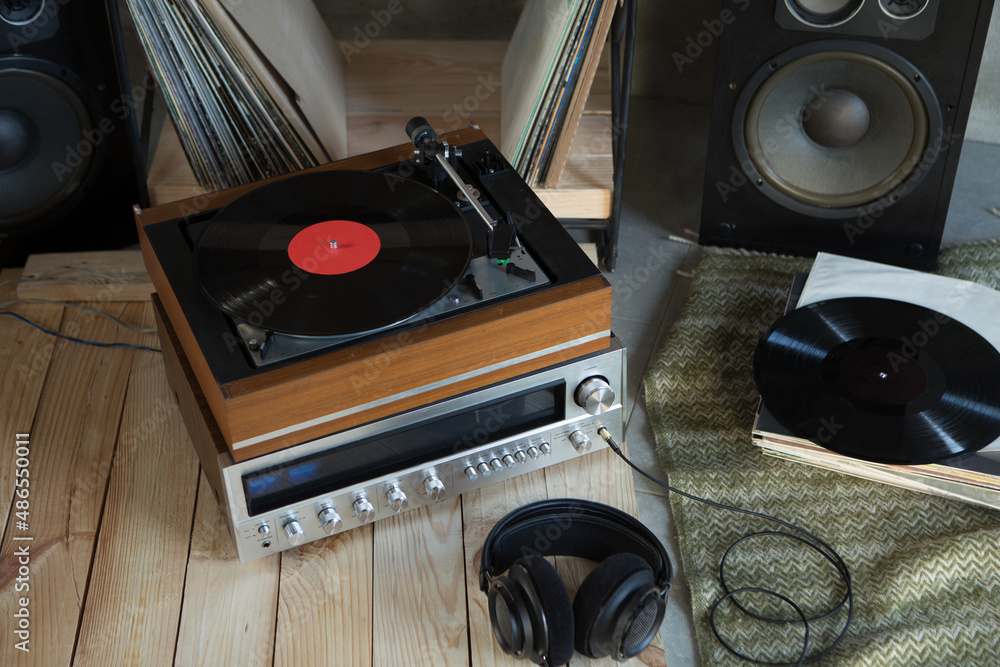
top-left (147, 39), bottom-right (614, 219)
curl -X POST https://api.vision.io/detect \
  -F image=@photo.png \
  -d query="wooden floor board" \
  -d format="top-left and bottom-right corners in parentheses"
top-left (18, 252), bottom-right (154, 303)
top-left (0, 302), bottom-right (141, 666)
top-left (463, 469), bottom-right (551, 667)
top-left (173, 471), bottom-right (280, 667)
top-left (74, 313), bottom-right (201, 666)
top-left (274, 525), bottom-right (375, 667)
top-left (0, 268), bottom-right (63, 547)
top-left (373, 498), bottom-right (469, 666)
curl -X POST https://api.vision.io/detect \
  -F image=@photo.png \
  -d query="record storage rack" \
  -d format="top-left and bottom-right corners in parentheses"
top-left (144, 0), bottom-right (638, 270)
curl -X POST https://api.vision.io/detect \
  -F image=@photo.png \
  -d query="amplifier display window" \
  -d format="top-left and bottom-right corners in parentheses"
top-left (242, 382), bottom-right (565, 515)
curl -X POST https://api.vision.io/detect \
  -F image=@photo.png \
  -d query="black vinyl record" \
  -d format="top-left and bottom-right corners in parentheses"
top-left (193, 170), bottom-right (473, 336)
top-left (753, 297), bottom-right (1000, 464)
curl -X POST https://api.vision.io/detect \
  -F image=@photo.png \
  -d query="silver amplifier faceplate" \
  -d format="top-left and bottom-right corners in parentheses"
top-left (219, 337), bottom-right (626, 562)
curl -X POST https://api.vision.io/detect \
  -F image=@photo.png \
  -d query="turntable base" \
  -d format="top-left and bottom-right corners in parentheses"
top-left (137, 125), bottom-right (614, 462)
top-left (0, 271), bottom-right (663, 665)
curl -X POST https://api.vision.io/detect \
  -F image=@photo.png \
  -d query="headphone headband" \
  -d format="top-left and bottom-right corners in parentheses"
top-left (479, 498), bottom-right (672, 592)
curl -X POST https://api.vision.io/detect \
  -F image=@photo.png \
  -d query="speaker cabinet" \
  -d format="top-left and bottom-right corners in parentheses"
top-left (0, 1), bottom-right (147, 266)
top-left (699, 0), bottom-right (996, 269)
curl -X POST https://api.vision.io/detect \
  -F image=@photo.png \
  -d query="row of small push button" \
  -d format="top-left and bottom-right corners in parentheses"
top-left (465, 431), bottom-right (590, 481)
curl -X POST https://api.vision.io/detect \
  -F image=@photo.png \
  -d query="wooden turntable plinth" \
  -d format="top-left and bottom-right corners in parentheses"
top-left (136, 127), bottom-right (613, 461)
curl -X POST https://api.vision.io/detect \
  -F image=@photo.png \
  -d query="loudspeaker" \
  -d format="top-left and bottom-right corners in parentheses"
top-left (1, 1), bottom-right (148, 267)
top-left (479, 499), bottom-right (672, 666)
top-left (699, 0), bottom-right (996, 269)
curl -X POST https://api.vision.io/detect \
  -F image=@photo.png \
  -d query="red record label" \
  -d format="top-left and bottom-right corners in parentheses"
top-left (287, 220), bottom-right (381, 275)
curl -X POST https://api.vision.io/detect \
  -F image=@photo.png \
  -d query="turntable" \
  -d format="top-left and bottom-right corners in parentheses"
top-left (137, 120), bottom-right (612, 460)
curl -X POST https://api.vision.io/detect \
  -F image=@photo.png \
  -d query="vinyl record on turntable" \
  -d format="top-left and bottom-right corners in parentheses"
top-left (193, 170), bottom-right (474, 336)
top-left (753, 297), bottom-right (1000, 465)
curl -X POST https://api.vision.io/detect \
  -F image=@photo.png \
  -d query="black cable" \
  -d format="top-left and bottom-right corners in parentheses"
top-left (598, 427), bottom-right (853, 666)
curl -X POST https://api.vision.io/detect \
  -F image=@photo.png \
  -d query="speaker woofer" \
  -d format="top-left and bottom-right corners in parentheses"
top-left (734, 42), bottom-right (940, 218)
top-left (0, 59), bottom-right (98, 232)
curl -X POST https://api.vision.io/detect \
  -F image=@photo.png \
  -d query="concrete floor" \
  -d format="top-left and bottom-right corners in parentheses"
top-left (600, 96), bottom-right (1000, 667)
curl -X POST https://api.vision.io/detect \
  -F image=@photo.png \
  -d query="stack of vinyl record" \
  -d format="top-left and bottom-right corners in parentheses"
top-left (124, 0), bottom-right (347, 190)
top-left (751, 254), bottom-right (1000, 510)
top-left (500, 0), bottom-right (614, 185)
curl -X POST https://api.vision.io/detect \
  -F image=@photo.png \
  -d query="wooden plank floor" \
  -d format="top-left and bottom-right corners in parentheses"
top-left (0, 268), bottom-right (665, 667)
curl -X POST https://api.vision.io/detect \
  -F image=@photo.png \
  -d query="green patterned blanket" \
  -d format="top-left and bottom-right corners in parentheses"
top-left (643, 242), bottom-right (1000, 666)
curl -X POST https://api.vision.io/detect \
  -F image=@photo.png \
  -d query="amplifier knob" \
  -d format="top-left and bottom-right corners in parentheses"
top-left (575, 377), bottom-right (615, 416)
top-left (282, 519), bottom-right (305, 546)
top-left (490, 458), bottom-right (504, 472)
top-left (423, 475), bottom-right (446, 500)
top-left (539, 442), bottom-right (552, 456)
top-left (386, 484), bottom-right (408, 513)
top-left (318, 506), bottom-right (342, 535)
top-left (526, 446), bottom-right (540, 460)
top-left (514, 450), bottom-right (527, 464)
top-left (354, 496), bottom-right (376, 523)
top-left (257, 523), bottom-right (271, 536)
top-left (502, 454), bottom-right (516, 468)
top-left (569, 430), bottom-right (592, 453)
top-left (464, 466), bottom-right (479, 481)
top-left (477, 462), bottom-right (492, 477)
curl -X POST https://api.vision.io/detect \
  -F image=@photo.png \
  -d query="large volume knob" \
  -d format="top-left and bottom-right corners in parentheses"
top-left (575, 377), bottom-right (615, 415)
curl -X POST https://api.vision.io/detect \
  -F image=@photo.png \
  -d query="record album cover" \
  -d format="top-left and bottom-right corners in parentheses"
top-left (752, 253), bottom-right (1000, 510)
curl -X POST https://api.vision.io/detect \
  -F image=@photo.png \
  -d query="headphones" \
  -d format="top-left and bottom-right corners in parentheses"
top-left (479, 499), bottom-right (672, 666)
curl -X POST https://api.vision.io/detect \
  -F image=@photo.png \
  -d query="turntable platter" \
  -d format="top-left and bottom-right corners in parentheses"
top-left (193, 170), bottom-right (474, 336)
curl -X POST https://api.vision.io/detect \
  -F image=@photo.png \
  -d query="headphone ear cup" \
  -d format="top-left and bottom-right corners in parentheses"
top-left (572, 552), bottom-right (666, 660)
top-left (515, 555), bottom-right (575, 666)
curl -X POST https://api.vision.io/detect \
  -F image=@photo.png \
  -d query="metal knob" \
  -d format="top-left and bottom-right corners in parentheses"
top-left (318, 506), bottom-right (342, 535)
top-left (490, 458), bottom-right (504, 472)
top-left (526, 446), bottom-right (540, 460)
top-left (282, 519), bottom-right (305, 546)
top-left (502, 454), bottom-right (516, 469)
top-left (569, 430), bottom-right (592, 453)
top-left (514, 450), bottom-right (527, 464)
top-left (465, 466), bottom-right (479, 481)
top-left (423, 475), bottom-right (446, 500)
top-left (477, 462), bottom-right (492, 477)
top-left (386, 484), bottom-right (408, 513)
top-left (575, 377), bottom-right (616, 416)
top-left (257, 523), bottom-right (271, 536)
top-left (354, 496), bottom-right (375, 523)
top-left (539, 442), bottom-right (552, 456)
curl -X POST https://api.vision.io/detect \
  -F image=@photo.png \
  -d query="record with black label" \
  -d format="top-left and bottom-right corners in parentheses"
top-left (193, 170), bottom-right (474, 336)
top-left (753, 297), bottom-right (1000, 465)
